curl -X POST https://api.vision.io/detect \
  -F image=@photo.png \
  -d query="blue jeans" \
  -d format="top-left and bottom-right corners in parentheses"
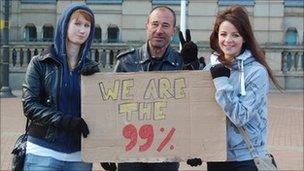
top-left (23, 153), bottom-right (92, 171)
top-left (118, 162), bottom-right (179, 171)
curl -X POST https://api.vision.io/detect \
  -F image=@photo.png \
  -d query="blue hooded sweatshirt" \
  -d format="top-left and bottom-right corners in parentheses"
top-left (29, 2), bottom-right (95, 153)
top-left (205, 50), bottom-right (269, 161)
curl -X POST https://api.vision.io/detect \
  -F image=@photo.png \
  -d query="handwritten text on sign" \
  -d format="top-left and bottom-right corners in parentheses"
top-left (99, 78), bottom-right (186, 121)
top-left (98, 78), bottom-right (186, 152)
top-left (81, 71), bottom-right (226, 162)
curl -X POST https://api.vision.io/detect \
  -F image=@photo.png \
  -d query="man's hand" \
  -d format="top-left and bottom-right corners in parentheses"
top-left (179, 29), bottom-right (198, 64)
top-left (187, 158), bottom-right (202, 167)
top-left (100, 162), bottom-right (116, 171)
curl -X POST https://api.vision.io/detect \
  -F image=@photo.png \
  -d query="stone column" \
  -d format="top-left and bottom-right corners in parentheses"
top-left (37, 26), bottom-right (43, 42)
top-left (105, 49), bottom-right (111, 68)
top-left (90, 49), bottom-right (95, 61)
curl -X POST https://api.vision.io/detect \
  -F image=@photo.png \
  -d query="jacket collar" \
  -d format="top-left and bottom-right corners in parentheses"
top-left (138, 42), bottom-right (180, 66)
top-left (231, 49), bottom-right (255, 70)
top-left (37, 45), bottom-right (62, 65)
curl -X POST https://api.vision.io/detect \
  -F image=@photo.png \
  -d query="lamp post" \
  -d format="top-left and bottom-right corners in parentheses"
top-left (0, 0), bottom-right (15, 98)
top-left (179, 0), bottom-right (187, 51)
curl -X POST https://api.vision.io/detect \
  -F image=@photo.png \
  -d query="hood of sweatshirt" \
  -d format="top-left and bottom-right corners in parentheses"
top-left (231, 49), bottom-right (255, 70)
top-left (53, 2), bottom-right (95, 67)
top-left (209, 49), bottom-right (256, 96)
top-left (234, 50), bottom-right (255, 96)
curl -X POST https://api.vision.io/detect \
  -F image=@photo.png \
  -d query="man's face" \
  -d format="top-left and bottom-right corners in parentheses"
top-left (146, 9), bottom-right (176, 49)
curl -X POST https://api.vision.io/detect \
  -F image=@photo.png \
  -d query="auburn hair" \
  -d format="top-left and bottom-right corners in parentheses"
top-left (70, 9), bottom-right (93, 23)
top-left (209, 5), bottom-right (281, 90)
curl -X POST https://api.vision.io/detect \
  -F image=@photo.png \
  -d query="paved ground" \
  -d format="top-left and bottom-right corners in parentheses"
top-left (1, 90), bottom-right (303, 171)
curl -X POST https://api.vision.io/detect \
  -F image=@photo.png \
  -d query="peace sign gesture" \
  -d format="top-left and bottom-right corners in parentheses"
top-left (179, 29), bottom-right (198, 64)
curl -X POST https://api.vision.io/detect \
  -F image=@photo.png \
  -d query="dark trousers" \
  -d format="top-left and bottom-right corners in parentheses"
top-left (118, 162), bottom-right (179, 171)
top-left (207, 160), bottom-right (257, 171)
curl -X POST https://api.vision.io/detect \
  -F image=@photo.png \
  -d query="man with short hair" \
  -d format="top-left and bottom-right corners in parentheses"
top-left (114, 6), bottom-right (198, 73)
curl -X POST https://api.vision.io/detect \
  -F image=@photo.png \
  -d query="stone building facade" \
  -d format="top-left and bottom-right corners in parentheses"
top-left (1, 0), bottom-right (304, 89)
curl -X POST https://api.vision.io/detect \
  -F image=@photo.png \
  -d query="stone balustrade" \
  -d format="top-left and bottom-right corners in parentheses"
top-left (8, 43), bottom-right (304, 73)
top-left (4, 42), bottom-right (304, 90)
top-left (8, 42), bottom-right (131, 72)
top-left (282, 48), bottom-right (304, 72)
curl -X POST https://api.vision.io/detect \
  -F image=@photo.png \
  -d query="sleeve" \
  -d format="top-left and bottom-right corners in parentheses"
top-left (22, 58), bottom-right (63, 127)
top-left (114, 49), bottom-right (135, 73)
top-left (82, 58), bottom-right (100, 73)
top-left (183, 58), bottom-right (199, 70)
top-left (212, 67), bottom-right (269, 127)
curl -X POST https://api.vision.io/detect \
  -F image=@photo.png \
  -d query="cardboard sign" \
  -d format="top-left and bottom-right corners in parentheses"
top-left (81, 71), bottom-right (226, 162)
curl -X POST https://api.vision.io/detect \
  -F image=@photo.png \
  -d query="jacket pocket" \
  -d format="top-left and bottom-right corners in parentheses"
top-left (227, 125), bottom-right (244, 149)
top-left (45, 125), bottom-right (56, 142)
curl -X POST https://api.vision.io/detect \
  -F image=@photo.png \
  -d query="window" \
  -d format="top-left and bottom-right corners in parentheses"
top-left (86, 0), bottom-right (122, 4)
top-left (107, 25), bottom-right (119, 43)
top-left (42, 25), bottom-right (54, 42)
top-left (94, 26), bottom-right (102, 43)
top-left (24, 24), bottom-right (37, 42)
top-left (152, 0), bottom-right (181, 5)
top-left (284, 0), bottom-right (304, 7)
top-left (218, 0), bottom-right (254, 6)
top-left (21, 0), bottom-right (57, 4)
top-left (284, 27), bottom-right (298, 45)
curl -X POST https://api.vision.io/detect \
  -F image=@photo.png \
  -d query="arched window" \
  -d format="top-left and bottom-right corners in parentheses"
top-left (43, 24), bottom-right (54, 42)
top-left (94, 26), bottom-right (102, 43)
top-left (218, 0), bottom-right (254, 6)
top-left (152, 0), bottom-right (180, 5)
top-left (21, 0), bottom-right (57, 4)
top-left (86, 0), bottom-right (122, 4)
top-left (24, 24), bottom-right (37, 42)
top-left (284, 0), bottom-right (304, 7)
top-left (107, 25), bottom-right (119, 43)
top-left (284, 27), bottom-right (298, 45)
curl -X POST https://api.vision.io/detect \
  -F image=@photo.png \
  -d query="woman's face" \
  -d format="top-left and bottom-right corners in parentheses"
top-left (67, 14), bottom-right (91, 45)
top-left (218, 21), bottom-right (244, 61)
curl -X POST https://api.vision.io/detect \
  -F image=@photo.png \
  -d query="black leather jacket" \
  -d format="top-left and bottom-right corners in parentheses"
top-left (114, 43), bottom-right (198, 72)
top-left (22, 46), bottom-right (99, 142)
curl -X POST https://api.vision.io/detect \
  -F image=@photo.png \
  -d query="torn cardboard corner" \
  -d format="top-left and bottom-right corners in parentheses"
top-left (81, 71), bottom-right (226, 162)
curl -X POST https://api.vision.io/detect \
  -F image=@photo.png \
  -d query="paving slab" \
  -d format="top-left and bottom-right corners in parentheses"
top-left (1, 91), bottom-right (303, 170)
